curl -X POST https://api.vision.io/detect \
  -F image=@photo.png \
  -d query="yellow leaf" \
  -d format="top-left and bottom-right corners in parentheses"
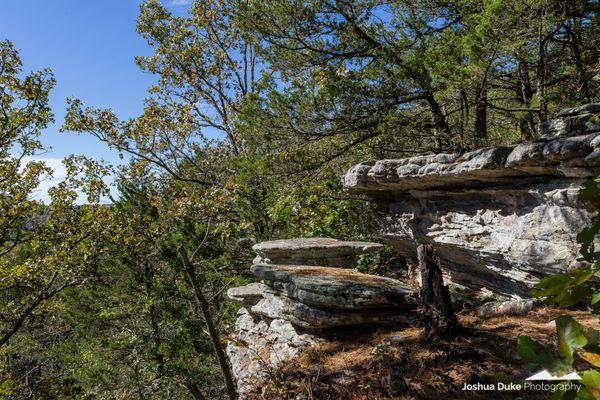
top-left (581, 351), bottom-right (600, 367)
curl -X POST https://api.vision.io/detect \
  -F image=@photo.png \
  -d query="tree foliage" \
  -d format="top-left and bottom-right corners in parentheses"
top-left (2, 0), bottom-right (600, 398)
top-left (241, 0), bottom-right (600, 162)
top-left (0, 40), bottom-right (112, 398)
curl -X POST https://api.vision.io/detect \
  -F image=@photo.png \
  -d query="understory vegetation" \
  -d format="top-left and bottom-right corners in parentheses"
top-left (1, 0), bottom-right (600, 399)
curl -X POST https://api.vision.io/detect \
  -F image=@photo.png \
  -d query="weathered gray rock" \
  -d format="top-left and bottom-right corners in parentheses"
top-left (226, 258), bottom-right (414, 395)
top-left (343, 127), bottom-right (600, 298)
top-left (251, 263), bottom-right (413, 310)
top-left (343, 133), bottom-right (600, 194)
top-left (539, 103), bottom-right (600, 138)
top-left (252, 237), bottom-right (383, 268)
top-left (377, 181), bottom-right (590, 298)
top-left (557, 103), bottom-right (600, 117)
top-left (251, 292), bottom-right (410, 329)
top-left (226, 308), bottom-right (319, 397)
top-left (227, 283), bottom-right (268, 307)
top-left (476, 299), bottom-right (537, 318)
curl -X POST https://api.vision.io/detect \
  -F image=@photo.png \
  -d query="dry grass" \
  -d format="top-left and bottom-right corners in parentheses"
top-left (247, 307), bottom-right (599, 400)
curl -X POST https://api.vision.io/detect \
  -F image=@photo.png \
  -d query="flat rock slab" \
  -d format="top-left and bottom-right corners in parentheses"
top-left (477, 299), bottom-right (537, 318)
top-left (251, 264), bottom-right (413, 310)
top-left (252, 237), bottom-right (383, 268)
top-left (227, 283), bottom-right (268, 307)
top-left (251, 292), bottom-right (410, 329)
top-left (343, 133), bottom-right (600, 194)
top-left (342, 109), bottom-right (599, 298)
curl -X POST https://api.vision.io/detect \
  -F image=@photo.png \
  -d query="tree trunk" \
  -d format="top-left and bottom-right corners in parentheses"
top-left (424, 92), bottom-right (453, 152)
top-left (184, 380), bottom-right (208, 400)
top-left (474, 87), bottom-right (487, 140)
top-left (178, 247), bottom-right (238, 400)
top-left (417, 244), bottom-right (461, 340)
top-left (536, 11), bottom-right (548, 123)
top-left (515, 51), bottom-right (536, 139)
top-left (566, 19), bottom-right (591, 102)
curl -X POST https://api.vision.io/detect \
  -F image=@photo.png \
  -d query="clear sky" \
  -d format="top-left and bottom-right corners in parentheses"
top-left (1, 0), bottom-right (190, 200)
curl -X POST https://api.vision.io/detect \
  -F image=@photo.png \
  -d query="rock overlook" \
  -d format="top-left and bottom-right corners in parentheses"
top-left (343, 105), bottom-right (600, 298)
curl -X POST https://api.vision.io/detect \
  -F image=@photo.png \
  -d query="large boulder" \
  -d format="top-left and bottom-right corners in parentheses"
top-left (252, 237), bottom-right (383, 268)
top-left (343, 129), bottom-right (600, 299)
top-left (226, 258), bottom-right (413, 396)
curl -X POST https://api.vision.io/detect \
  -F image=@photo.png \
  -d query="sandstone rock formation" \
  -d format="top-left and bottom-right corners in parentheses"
top-left (539, 103), bottom-right (600, 138)
top-left (226, 282), bottom-right (268, 308)
top-left (226, 239), bottom-right (411, 396)
top-left (226, 309), bottom-right (317, 395)
top-left (251, 263), bottom-right (412, 311)
top-left (252, 237), bottom-right (383, 267)
top-left (226, 105), bottom-right (600, 397)
top-left (343, 105), bottom-right (600, 299)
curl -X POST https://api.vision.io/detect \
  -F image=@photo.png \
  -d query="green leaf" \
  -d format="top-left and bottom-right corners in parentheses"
top-left (532, 274), bottom-right (574, 299)
top-left (550, 388), bottom-right (566, 400)
top-left (556, 316), bottom-right (588, 365)
top-left (573, 268), bottom-right (595, 285)
top-left (591, 292), bottom-right (600, 305)
top-left (580, 370), bottom-right (600, 389)
top-left (550, 386), bottom-right (578, 400)
top-left (517, 336), bottom-right (567, 373)
top-left (556, 287), bottom-right (594, 307)
top-left (574, 388), bottom-right (597, 400)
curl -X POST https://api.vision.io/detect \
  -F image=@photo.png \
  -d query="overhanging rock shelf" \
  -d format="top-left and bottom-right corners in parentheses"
top-left (225, 238), bottom-right (413, 397)
top-left (343, 103), bottom-right (600, 299)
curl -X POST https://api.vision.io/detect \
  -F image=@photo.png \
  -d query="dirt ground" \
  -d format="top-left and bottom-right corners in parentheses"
top-left (247, 307), bottom-right (599, 400)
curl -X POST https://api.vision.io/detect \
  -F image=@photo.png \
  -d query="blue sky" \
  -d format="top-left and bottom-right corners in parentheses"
top-left (1, 0), bottom-right (190, 200)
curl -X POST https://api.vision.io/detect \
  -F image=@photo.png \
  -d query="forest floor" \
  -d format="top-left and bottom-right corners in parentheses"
top-left (249, 307), bottom-right (599, 400)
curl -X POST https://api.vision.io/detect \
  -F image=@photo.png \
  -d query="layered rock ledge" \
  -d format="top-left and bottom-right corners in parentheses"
top-left (252, 237), bottom-right (383, 267)
top-left (539, 103), bottom-right (600, 138)
top-left (344, 133), bottom-right (598, 194)
top-left (343, 105), bottom-right (600, 299)
top-left (251, 263), bottom-right (412, 311)
top-left (226, 239), bottom-right (411, 396)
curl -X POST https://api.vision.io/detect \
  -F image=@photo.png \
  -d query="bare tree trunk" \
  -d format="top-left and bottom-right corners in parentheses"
top-left (417, 244), bottom-right (461, 340)
top-left (184, 380), bottom-right (208, 400)
top-left (515, 51), bottom-right (536, 139)
top-left (424, 92), bottom-right (453, 152)
top-left (566, 19), bottom-right (591, 102)
top-left (536, 11), bottom-right (548, 123)
top-left (143, 261), bottom-right (166, 375)
top-left (475, 86), bottom-right (488, 140)
top-left (178, 247), bottom-right (238, 400)
top-left (429, 100), bottom-right (450, 138)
